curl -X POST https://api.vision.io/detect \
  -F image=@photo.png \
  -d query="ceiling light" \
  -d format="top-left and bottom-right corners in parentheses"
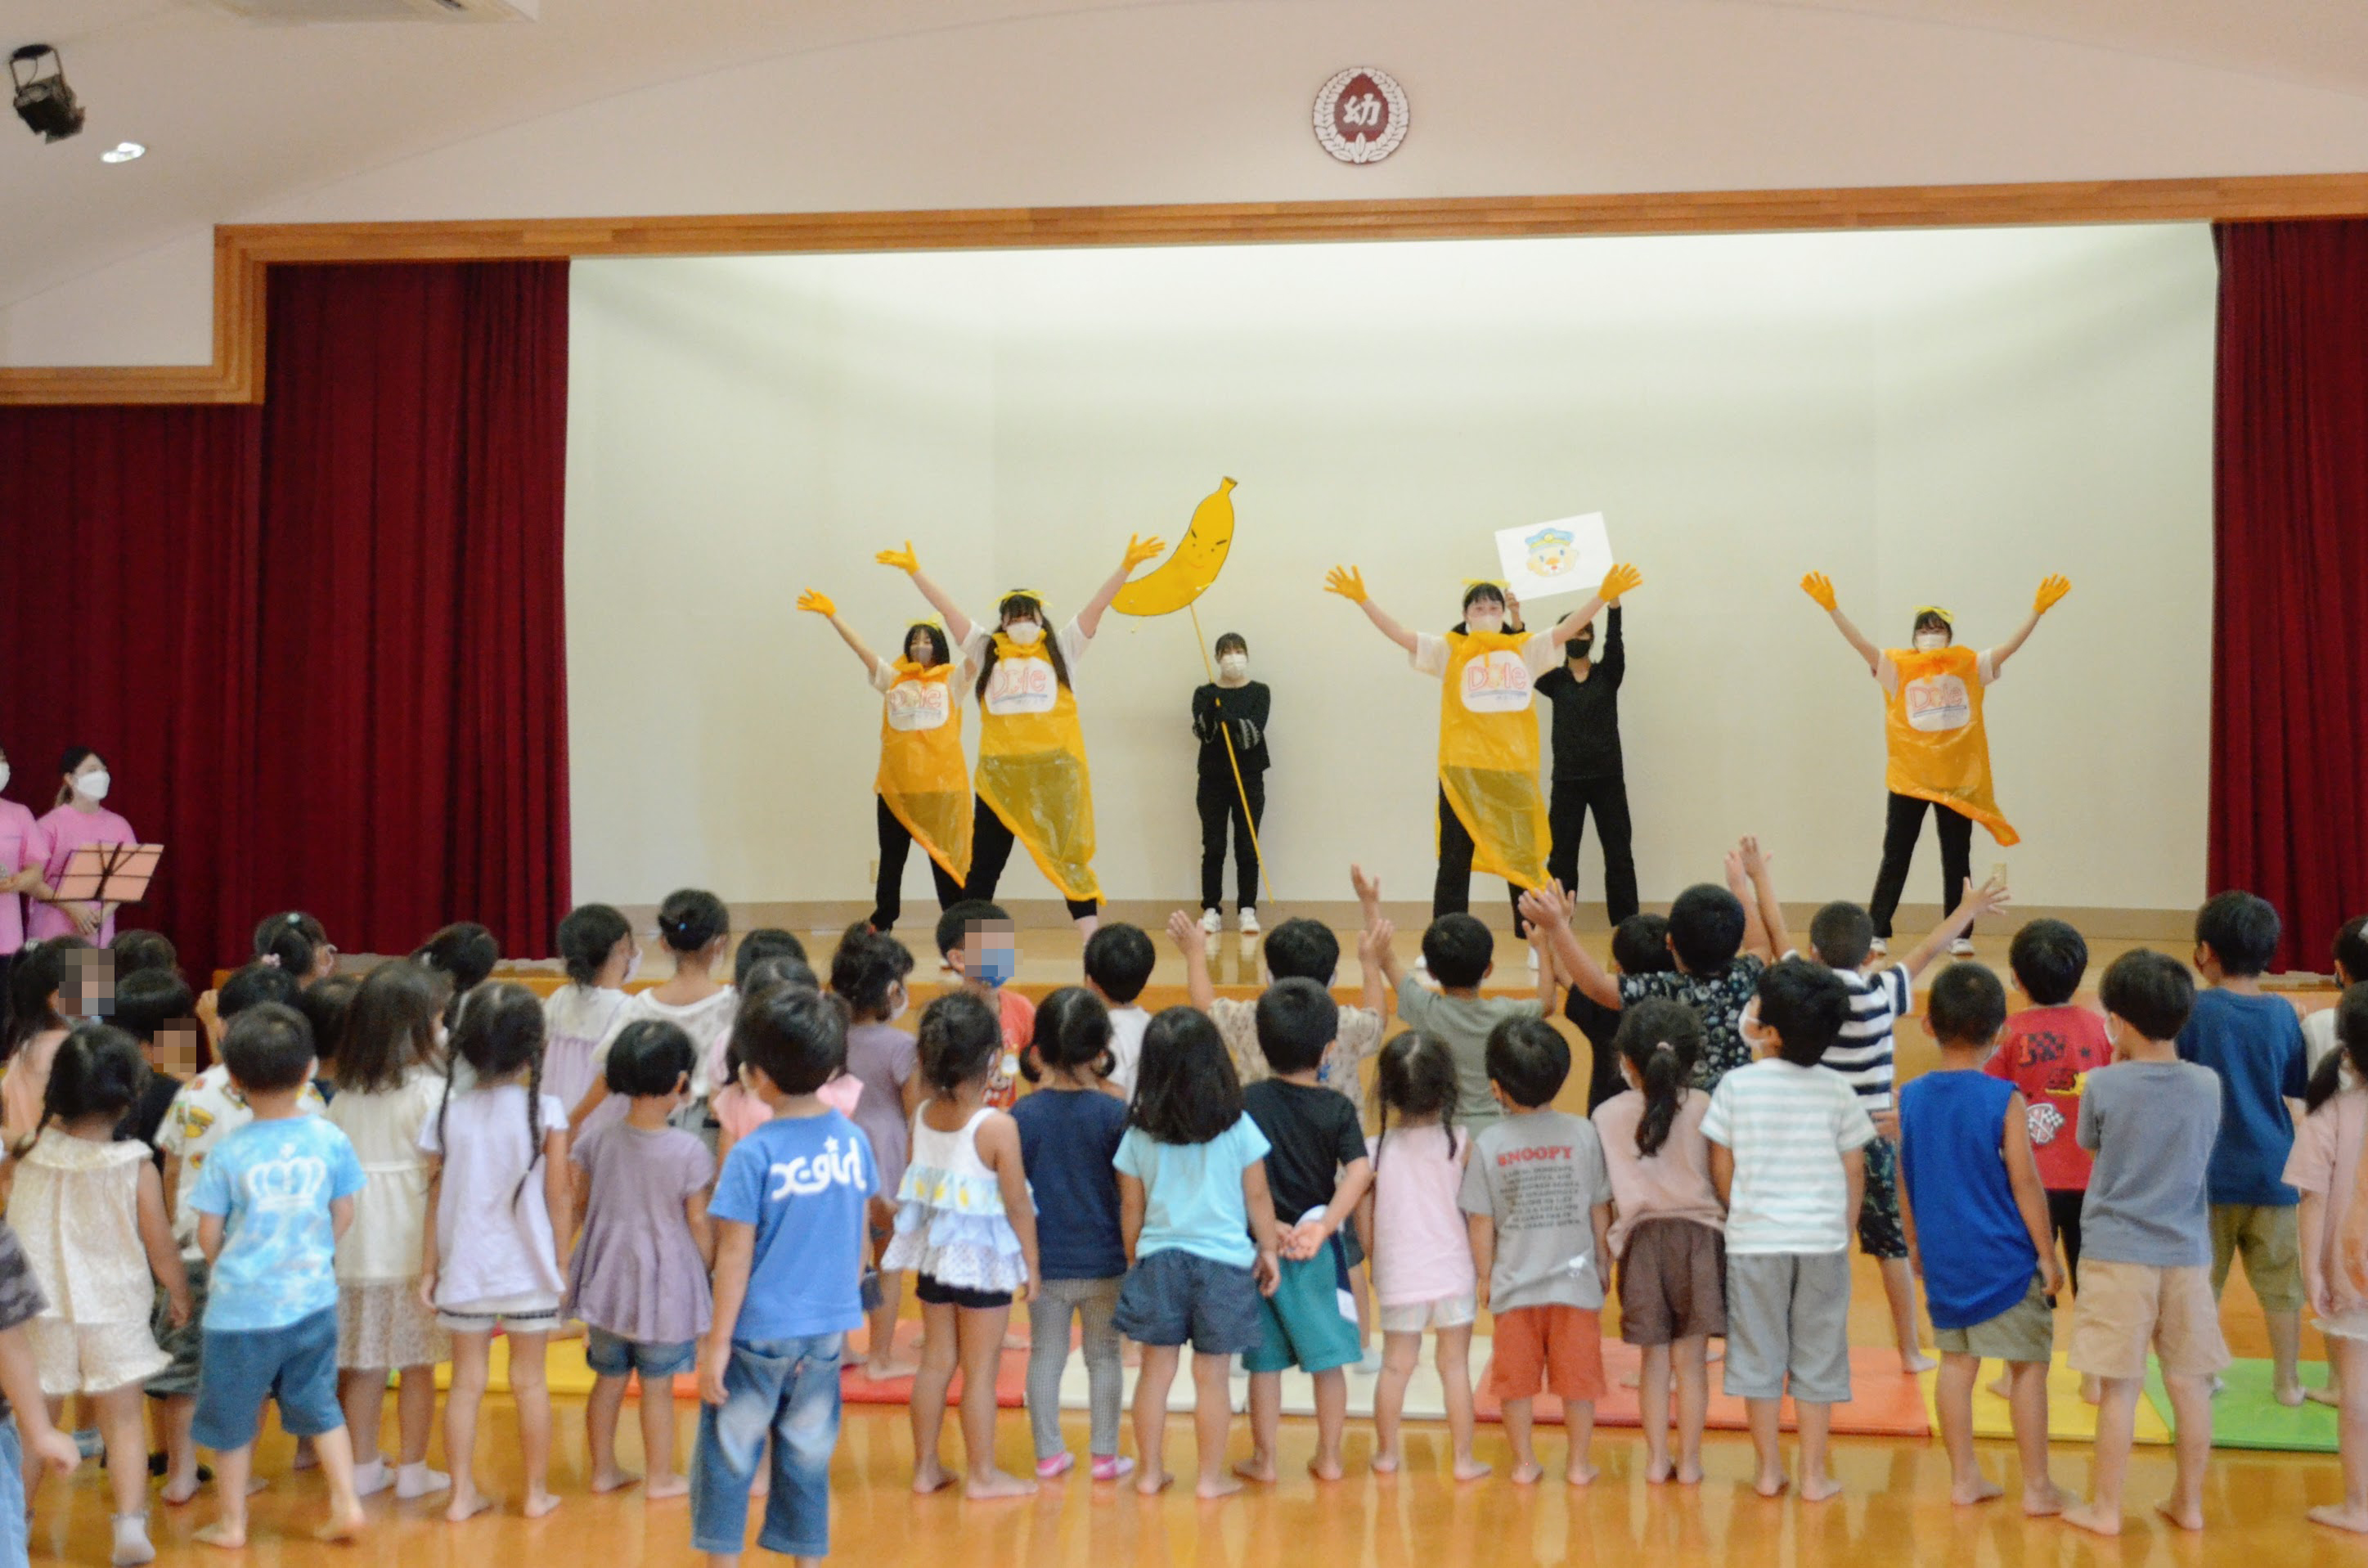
top-left (8, 45), bottom-right (83, 143)
top-left (101, 141), bottom-right (143, 164)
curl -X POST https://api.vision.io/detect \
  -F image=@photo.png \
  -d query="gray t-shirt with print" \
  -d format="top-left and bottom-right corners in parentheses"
top-left (1457, 1110), bottom-right (1612, 1311)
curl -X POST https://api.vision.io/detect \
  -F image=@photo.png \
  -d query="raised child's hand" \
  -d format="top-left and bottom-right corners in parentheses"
top-left (1801, 571), bottom-right (1837, 612)
top-left (1359, 917), bottom-right (1395, 966)
top-left (1324, 565), bottom-right (1369, 604)
top-left (1350, 863), bottom-right (1382, 907)
top-left (1164, 909), bottom-right (1206, 958)
top-left (1960, 874), bottom-right (2011, 922)
top-left (1739, 835), bottom-right (1772, 880)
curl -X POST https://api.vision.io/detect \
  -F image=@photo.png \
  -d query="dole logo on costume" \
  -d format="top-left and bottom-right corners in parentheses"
top-left (1903, 672), bottom-right (1971, 732)
top-left (887, 680), bottom-right (951, 732)
top-left (1460, 649), bottom-right (1534, 713)
top-left (984, 658), bottom-right (1057, 717)
top-left (769, 1134), bottom-right (869, 1199)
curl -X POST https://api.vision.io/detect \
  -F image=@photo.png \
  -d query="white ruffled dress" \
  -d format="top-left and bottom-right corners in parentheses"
top-left (878, 1103), bottom-right (1029, 1293)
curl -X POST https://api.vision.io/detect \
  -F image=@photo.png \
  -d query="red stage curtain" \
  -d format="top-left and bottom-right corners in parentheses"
top-left (2211, 221), bottom-right (2368, 973)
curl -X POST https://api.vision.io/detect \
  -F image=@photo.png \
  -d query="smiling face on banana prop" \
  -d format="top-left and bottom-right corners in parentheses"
top-left (1113, 478), bottom-right (1238, 618)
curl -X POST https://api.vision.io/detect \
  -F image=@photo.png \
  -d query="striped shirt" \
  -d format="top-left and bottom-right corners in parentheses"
top-left (1701, 1060), bottom-right (1878, 1255)
top-left (1807, 959), bottom-right (1912, 1114)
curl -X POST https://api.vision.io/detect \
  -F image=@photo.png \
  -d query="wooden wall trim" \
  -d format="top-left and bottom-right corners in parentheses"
top-left (5, 171), bottom-right (2366, 407)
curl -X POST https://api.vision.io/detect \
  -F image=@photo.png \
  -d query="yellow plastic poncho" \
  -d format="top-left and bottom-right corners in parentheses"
top-left (1436, 630), bottom-right (1551, 889)
top-left (974, 631), bottom-right (1099, 902)
top-left (876, 658), bottom-right (973, 884)
top-left (1880, 645), bottom-right (2019, 847)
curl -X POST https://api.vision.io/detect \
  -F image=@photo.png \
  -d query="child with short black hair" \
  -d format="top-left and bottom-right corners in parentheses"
top-left (1898, 962), bottom-right (2065, 1515)
top-left (1562, 913), bottom-right (1674, 1114)
top-left (1082, 923), bottom-right (1156, 1097)
top-left (1460, 1018), bottom-right (1612, 1487)
top-left (110, 968), bottom-right (197, 1167)
top-left (413, 923), bottom-right (499, 1029)
top-left (1237, 977), bottom-right (1373, 1485)
top-left (295, 973), bottom-right (357, 1105)
top-left (694, 984), bottom-right (876, 1568)
top-left (1179, 870), bottom-right (1388, 1111)
top-left (106, 930), bottom-right (178, 982)
top-left (189, 1003), bottom-right (368, 1549)
top-left (1984, 918), bottom-right (2114, 1307)
top-left (1377, 908), bottom-right (1545, 1134)
top-left (933, 901), bottom-right (1031, 1110)
top-left (1702, 957), bottom-right (1872, 1502)
top-left (2179, 891), bottom-right (2311, 1407)
top-left (2063, 949), bottom-right (2224, 1539)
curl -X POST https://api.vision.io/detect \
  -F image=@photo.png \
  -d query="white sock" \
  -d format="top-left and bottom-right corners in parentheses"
top-left (352, 1458), bottom-right (392, 1498)
top-left (110, 1512), bottom-right (155, 1567)
top-left (396, 1461), bottom-right (452, 1499)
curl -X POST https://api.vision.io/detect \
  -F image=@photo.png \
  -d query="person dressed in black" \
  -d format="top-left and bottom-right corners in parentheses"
top-left (1192, 632), bottom-right (1270, 940)
top-left (1533, 600), bottom-right (1638, 926)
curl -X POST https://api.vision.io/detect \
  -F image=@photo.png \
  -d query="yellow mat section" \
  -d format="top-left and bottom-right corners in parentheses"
top-left (1915, 1354), bottom-right (2173, 1447)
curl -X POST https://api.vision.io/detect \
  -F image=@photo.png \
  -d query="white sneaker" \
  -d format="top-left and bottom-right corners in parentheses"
top-left (1948, 937), bottom-right (1976, 958)
top-left (1199, 908), bottom-right (1222, 937)
top-left (1238, 907), bottom-right (1260, 938)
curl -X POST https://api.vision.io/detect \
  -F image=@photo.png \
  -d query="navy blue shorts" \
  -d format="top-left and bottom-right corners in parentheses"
top-left (191, 1305), bottom-right (343, 1451)
top-left (1112, 1249), bottom-right (1264, 1355)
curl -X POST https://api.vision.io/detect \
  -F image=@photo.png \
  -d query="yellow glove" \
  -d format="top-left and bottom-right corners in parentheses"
top-left (1122, 533), bottom-right (1167, 572)
top-left (796, 589), bottom-right (836, 617)
top-left (1599, 563), bottom-right (1643, 603)
top-left (1801, 571), bottom-right (1837, 612)
top-left (875, 541), bottom-right (920, 574)
top-left (1324, 565), bottom-right (1368, 604)
top-left (2034, 574), bottom-right (2072, 615)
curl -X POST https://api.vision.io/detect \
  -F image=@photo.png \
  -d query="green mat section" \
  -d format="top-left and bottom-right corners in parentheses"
top-left (2143, 1357), bottom-right (2338, 1453)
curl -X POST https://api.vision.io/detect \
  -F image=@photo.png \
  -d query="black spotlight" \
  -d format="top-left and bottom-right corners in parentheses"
top-left (10, 45), bottom-right (84, 143)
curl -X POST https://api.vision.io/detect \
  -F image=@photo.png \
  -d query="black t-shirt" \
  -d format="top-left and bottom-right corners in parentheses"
top-left (1192, 681), bottom-right (1271, 779)
top-left (1563, 990), bottom-right (1627, 1114)
top-left (1533, 605), bottom-right (1625, 780)
top-left (1242, 1078), bottom-right (1366, 1223)
top-left (115, 1068), bottom-right (183, 1170)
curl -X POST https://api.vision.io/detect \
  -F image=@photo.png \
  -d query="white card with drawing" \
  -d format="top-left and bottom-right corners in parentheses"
top-left (1494, 513), bottom-right (1612, 603)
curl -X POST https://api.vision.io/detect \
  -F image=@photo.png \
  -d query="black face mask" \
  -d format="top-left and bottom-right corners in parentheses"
top-left (1570, 640), bottom-right (1594, 662)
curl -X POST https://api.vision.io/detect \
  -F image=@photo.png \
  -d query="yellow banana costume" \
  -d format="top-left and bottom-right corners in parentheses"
top-left (1880, 645), bottom-right (2019, 847)
top-left (1436, 629), bottom-right (1552, 889)
top-left (975, 626), bottom-right (1099, 903)
top-left (876, 658), bottom-right (973, 883)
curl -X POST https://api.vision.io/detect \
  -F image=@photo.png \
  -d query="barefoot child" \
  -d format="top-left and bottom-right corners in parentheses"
top-left (187, 1004), bottom-right (368, 1548)
top-left (2060, 950), bottom-right (2226, 1538)
top-left (1898, 962), bottom-right (2065, 1514)
top-left (1592, 1001), bottom-right (1727, 1486)
top-left (1703, 959), bottom-right (1873, 1501)
top-left (2289, 982), bottom-right (2368, 1532)
top-left (1364, 1028), bottom-right (1486, 1480)
top-left (932, 903), bottom-right (1032, 1111)
top-left (883, 991), bottom-right (1039, 1498)
top-left (1237, 979), bottom-right (1373, 1485)
top-left (1461, 1019), bottom-right (1613, 1486)
top-left (830, 929), bottom-right (923, 1379)
top-left (1112, 1007), bottom-right (1282, 1498)
top-left (0, 1215), bottom-right (84, 1568)
top-left (569, 1021), bottom-right (715, 1498)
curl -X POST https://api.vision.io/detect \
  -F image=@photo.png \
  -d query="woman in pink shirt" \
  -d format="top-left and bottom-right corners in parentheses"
top-left (0, 744), bottom-right (55, 963)
top-left (29, 748), bottom-right (136, 946)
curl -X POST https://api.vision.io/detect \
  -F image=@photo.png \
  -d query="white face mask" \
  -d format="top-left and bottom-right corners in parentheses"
top-left (1217, 654), bottom-right (1247, 681)
top-left (0, 764), bottom-right (11, 795)
top-left (1466, 611), bottom-right (1504, 636)
top-left (76, 771), bottom-right (111, 803)
top-left (1913, 631), bottom-right (1948, 653)
top-left (1005, 622), bottom-right (1043, 646)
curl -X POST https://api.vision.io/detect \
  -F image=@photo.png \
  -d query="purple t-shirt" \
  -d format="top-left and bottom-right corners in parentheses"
top-left (565, 1120), bottom-right (717, 1346)
top-left (844, 1022), bottom-right (918, 1196)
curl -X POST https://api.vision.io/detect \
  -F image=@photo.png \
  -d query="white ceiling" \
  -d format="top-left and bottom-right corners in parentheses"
top-left (3, 0), bottom-right (2367, 312)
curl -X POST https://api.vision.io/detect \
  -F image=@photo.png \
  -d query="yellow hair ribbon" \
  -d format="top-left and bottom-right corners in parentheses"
top-left (1913, 603), bottom-right (1955, 623)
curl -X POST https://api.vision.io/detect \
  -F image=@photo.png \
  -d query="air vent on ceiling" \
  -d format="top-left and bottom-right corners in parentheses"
top-left (202, 0), bottom-right (536, 23)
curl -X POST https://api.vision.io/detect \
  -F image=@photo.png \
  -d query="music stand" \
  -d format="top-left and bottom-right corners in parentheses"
top-left (53, 843), bottom-right (164, 907)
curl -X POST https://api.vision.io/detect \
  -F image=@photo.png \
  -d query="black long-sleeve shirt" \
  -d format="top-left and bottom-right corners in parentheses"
top-left (1532, 604), bottom-right (1625, 780)
top-left (1193, 681), bottom-right (1270, 779)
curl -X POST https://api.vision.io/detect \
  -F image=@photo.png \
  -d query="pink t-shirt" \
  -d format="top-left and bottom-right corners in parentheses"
top-left (2285, 1088), bottom-right (2368, 1318)
top-left (28, 804), bottom-right (135, 946)
top-left (1364, 1122), bottom-right (1476, 1307)
top-left (1590, 1089), bottom-right (1727, 1257)
top-left (0, 802), bottom-right (52, 955)
top-left (712, 1076), bottom-right (862, 1156)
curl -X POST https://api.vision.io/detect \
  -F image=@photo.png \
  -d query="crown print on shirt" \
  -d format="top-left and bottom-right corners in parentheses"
top-left (245, 1141), bottom-right (330, 1213)
top-left (768, 1134), bottom-right (869, 1200)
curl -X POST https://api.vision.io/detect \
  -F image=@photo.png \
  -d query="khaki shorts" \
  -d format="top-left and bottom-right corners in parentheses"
top-left (2209, 1204), bottom-right (2305, 1312)
top-left (1932, 1275), bottom-right (2054, 1364)
top-left (2067, 1260), bottom-right (2231, 1382)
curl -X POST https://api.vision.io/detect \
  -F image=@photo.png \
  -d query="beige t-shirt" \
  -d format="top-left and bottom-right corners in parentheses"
top-left (1211, 998), bottom-right (1384, 1122)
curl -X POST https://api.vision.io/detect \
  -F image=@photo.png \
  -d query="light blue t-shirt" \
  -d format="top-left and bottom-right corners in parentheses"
top-left (1113, 1115), bottom-right (1271, 1269)
top-left (190, 1116), bottom-right (366, 1332)
top-left (708, 1111), bottom-right (878, 1342)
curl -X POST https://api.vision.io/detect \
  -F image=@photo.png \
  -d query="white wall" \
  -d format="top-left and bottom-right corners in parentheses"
top-left (564, 222), bottom-right (2216, 915)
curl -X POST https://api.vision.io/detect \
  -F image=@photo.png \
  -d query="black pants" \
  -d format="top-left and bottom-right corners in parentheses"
top-left (1547, 775), bottom-right (1639, 925)
top-left (872, 796), bottom-right (964, 935)
top-left (2047, 1188), bottom-right (2084, 1292)
top-left (1433, 788), bottom-right (1529, 929)
top-left (1197, 771), bottom-right (1265, 911)
top-left (1867, 791), bottom-right (1974, 940)
top-left (964, 794), bottom-right (1099, 920)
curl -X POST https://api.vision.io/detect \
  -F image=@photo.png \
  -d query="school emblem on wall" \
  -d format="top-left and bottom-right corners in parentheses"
top-left (1314, 67), bottom-right (1409, 164)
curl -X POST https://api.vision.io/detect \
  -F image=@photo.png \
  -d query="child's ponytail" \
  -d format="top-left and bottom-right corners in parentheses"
top-left (1615, 999), bottom-right (1703, 1159)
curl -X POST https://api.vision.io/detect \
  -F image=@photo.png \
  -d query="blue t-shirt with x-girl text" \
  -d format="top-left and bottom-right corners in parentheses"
top-left (708, 1110), bottom-right (878, 1341)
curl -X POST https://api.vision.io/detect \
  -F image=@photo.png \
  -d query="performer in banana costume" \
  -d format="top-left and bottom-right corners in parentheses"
top-left (1802, 570), bottom-right (2071, 955)
top-left (796, 590), bottom-right (973, 935)
top-left (1328, 561), bottom-right (1643, 928)
top-left (878, 533), bottom-right (1166, 937)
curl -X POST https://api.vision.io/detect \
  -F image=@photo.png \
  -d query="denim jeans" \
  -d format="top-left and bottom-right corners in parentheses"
top-left (690, 1332), bottom-right (844, 1558)
top-left (0, 1415), bottom-right (26, 1568)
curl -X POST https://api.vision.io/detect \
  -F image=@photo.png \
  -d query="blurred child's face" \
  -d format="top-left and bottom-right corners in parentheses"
top-left (962, 922), bottom-right (1018, 987)
top-left (69, 949), bottom-right (114, 1018)
top-left (152, 1020), bottom-right (203, 1077)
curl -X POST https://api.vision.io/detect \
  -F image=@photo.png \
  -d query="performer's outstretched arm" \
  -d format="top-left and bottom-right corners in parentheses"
top-left (1076, 533), bottom-right (1166, 640)
top-left (1801, 572), bottom-right (1882, 673)
top-left (1988, 575), bottom-right (2071, 673)
top-left (875, 541), bottom-right (978, 646)
top-left (1323, 566), bottom-right (1419, 654)
top-left (1543, 564), bottom-right (1643, 649)
top-left (797, 590), bottom-right (885, 672)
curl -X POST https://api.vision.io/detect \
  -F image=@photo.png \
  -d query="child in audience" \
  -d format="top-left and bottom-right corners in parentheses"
top-left (568, 1020), bottom-right (715, 1499)
top-left (693, 984), bottom-right (874, 1568)
top-left (1082, 924), bottom-right (1156, 1097)
top-left (419, 983), bottom-right (570, 1522)
top-left (110, 969), bottom-right (197, 1168)
top-left (295, 973), bottom-right (357, 1106)
top-left (1592, 1000), bottom-right (1725, 1485)
top-left (1800, 878), bottom-right (2006, 1377)
top-left (1561, 913), bottom-right (1673, 1113)
top-left (2289, 982), bottom-right (2368, 1532)
top-left (1012, 988), bottom-right (1132, 1481)
top-left (544, 904), bottom-right (637, 1118)
top-left (414, 923), bottom-right (499, 1030)
top-left (10, 1027), bottom-right (187, 1566)
top-left (0, 1213), bottom-right (84, 1568)
top-left (2179, 892), bottom-right (2311, 1406)
top-left (934, 902), bottom-right (1032, 1111)
top-left (1237, 979), bottom-right (1373, 1485)
top-left (1461, 1018), bottom-right (1613, 1486)
top-left (1703, 958), bottom-right (1871, 1501)
top-left (717, 957), bottom-right (861, 1156)
top-left (252, 911), bottom-right (338, 987)
top-left (1377, 910), bottom-right (1544, 1134)
top-left (1364, 1031), bottom-right (1485, 1480)
top-left (188, 1004), bottom-right (367, 1548)
top-left (2, 938), bottom-right (96, 1144)
top-left (106, 930), bottom-right (178, 982)
top-left (581, 891), bottom-right (735, 1129)
top-left (1898, 962), bottom-right (2065, 1514)
top-left (883, 991), bottom-right (1038, 1498)
top-left (1114, 1007), bottom-right (1281, 1498)
top-left (831, 928), bottom-right (923, 1379)
top-left (2062, 950), bottom-right (2225, 1538)
top-left (325, 960), bottom-right (451, 1502)
top-left (2305, 918), bottom-right (2368, 1076)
